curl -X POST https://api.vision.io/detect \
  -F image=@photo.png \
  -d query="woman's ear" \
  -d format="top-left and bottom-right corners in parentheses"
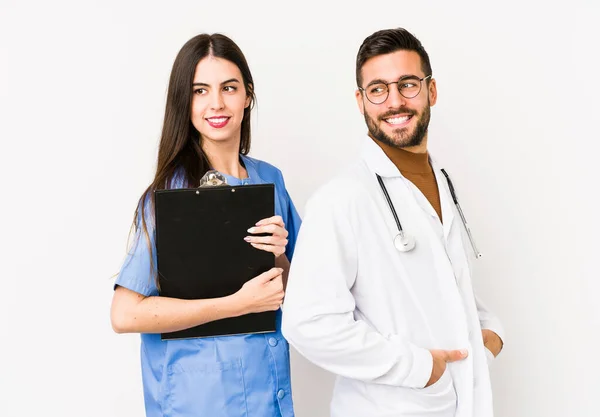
top-left (245, 83), bottom-right (254, 108)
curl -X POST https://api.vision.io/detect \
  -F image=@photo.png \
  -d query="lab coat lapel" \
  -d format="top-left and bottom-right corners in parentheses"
top-left (361, 136), bottom-right (401, 178)
top-left (362, 137), bottom-right (449, 237)
top-left (408, 184), bottom-right (439, 222)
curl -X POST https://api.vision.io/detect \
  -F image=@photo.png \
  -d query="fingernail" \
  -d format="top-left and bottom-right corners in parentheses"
top-left (247, 227), bottom-right (255, 233)
top-left (244, 237), bottom-right (251, 242)
top-left (460, 349), bottom-right (468, 356)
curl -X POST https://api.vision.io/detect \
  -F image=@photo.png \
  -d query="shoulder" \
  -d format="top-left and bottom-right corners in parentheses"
top-left (136, 168), bottom-right (187, 227)
top-left (243, 154), bottom-right (286, 183)
top-left (306, 161), bottom-right (372, 213)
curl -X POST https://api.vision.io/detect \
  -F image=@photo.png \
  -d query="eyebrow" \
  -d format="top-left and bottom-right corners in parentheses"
top-left (192, 78), bottom-right (241, 87)
top-left (365, 74), bottom-right (421, 87)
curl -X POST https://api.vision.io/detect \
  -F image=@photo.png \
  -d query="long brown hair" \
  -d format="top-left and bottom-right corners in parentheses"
top-left (132, 33), bottom-right (256, 287)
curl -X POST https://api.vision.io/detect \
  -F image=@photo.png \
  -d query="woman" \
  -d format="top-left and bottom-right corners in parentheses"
top-left (111, 33), bottom-right (300, 417)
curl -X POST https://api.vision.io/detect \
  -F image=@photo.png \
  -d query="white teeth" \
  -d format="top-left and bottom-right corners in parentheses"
top-left (209, 117), bottom-right (227, 123)
top-left (386, 115), bottom-right (410, 125)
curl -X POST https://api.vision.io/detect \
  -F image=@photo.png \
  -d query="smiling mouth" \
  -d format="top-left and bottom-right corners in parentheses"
top-left (206, 117), bottom-right (231, 128)
top-left (383, 114), bottom-right (413, 126)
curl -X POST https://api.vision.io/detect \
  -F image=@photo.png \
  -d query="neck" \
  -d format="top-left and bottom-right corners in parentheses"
top-left (370, 133), bottom-right (431, 174)
top-left (202, 137), bottom-right (247, 179)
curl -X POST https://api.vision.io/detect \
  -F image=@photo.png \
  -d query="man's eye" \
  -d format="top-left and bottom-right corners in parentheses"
top-left (369, 86), bottom-right (386, 94)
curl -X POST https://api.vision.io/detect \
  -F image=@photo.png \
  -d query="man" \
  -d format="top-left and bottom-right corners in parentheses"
top-left (282, 28), bottom-right (504, 417)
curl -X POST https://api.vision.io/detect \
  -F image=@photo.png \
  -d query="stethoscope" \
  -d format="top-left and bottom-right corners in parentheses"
top-left (376, 169), bottom-right (482, 258)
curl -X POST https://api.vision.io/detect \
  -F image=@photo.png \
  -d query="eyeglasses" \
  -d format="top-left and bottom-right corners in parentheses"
top-left (359, 74), bottom-right (432, 105)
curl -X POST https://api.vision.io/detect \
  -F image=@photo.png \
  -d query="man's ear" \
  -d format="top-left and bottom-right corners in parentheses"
top-left (428, 78), bottom-right (437, 107)
top-left (355, 89), bottom-right (365, 115)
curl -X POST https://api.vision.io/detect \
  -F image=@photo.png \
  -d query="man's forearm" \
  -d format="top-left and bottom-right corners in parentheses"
top-left (275, 254), bottom-right (290, 290)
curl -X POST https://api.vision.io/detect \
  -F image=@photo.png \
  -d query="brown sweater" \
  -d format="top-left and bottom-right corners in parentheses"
top-left (378, 142), bottom-right (443, 224)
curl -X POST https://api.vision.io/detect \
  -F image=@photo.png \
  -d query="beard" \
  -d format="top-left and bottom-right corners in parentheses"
top-left (364, 102), bottom-right (431, 149)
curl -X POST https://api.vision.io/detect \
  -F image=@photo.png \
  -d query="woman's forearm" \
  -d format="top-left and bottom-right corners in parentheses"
top-left (111, 287), bottom-right (244, 334)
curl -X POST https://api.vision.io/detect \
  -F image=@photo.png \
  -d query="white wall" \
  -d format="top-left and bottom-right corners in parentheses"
top-left (1, 1), bottom-right (598, 416)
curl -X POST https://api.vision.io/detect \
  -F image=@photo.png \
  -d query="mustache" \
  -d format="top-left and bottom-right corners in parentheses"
top-left (378, 108), bottom-right (417, 121)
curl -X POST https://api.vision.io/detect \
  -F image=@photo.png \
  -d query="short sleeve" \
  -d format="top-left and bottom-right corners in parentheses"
top-left (272, 170), bottom-right (302, 261)
top-left (283, 188), bottom-right (301, 261)
top-left (114, 202), bottom-right (159, 297)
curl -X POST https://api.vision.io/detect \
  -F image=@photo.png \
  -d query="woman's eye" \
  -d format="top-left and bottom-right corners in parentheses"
top-left (193, 88), bottom-right (207, 95)
top-left (223, 85), bottom-right (237, 93)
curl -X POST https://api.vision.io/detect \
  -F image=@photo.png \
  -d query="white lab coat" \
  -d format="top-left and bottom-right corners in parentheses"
top-left (282, 137), bottom-right (504, 417)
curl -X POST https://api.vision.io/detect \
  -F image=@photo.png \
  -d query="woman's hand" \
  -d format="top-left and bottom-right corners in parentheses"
top-left (234, 267), bottom-right (285, 314)
top-left (244, 215), bottom-right (289, 258)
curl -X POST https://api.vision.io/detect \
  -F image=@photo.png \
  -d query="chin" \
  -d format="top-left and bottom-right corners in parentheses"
top-left (201, 128), bottom-right (230, 139)
top-left (387, 129), bottom-right (411, 142)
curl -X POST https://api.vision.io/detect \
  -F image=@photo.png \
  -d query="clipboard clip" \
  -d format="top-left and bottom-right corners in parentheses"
top-left (199, 170), bottom-right (228, 187)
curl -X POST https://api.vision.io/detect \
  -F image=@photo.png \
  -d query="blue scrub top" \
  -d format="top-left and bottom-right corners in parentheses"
top-left (115, 155), bottom-right (301, 417)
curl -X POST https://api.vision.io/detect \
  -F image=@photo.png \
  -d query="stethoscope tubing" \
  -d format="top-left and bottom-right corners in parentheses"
top-left (376, 170), bottom-right (482, 258)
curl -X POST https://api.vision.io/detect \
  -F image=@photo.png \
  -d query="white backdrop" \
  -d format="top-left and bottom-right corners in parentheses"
top-left (1, 1), bottom-right (599, 416)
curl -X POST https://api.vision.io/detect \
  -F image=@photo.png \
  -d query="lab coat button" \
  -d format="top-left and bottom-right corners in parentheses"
top-left (268, 337), bottom-right (278, 347)
top-left (277, 389), bottom-right (285, 399)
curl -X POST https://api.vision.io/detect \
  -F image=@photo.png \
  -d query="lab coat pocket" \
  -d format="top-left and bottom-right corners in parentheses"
top-left (165, 359), bottom-right (248, 417)
top-left (484, 347), bottom-right (495, 366)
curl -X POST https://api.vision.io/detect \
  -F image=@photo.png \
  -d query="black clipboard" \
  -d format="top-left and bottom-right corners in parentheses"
top-left (154, 183), bottom-right (276, 340)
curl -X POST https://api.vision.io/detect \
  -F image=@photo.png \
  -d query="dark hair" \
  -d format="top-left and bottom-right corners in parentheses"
top-left (133, 33), bottom-right (256, 286)
top-left (355, 28), bottom-right (432, 87)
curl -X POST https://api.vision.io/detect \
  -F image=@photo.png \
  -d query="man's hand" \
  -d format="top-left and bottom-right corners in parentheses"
top-left (425, 349), bottom-right (468, 387)
top-left (482, 329), bottom-right (503, 357)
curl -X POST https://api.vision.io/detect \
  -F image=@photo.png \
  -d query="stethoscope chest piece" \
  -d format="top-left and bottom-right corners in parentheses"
top-left (376, 168), bottom-right (481, 259)
top-left (394, 231), bottom-right (416, 252)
